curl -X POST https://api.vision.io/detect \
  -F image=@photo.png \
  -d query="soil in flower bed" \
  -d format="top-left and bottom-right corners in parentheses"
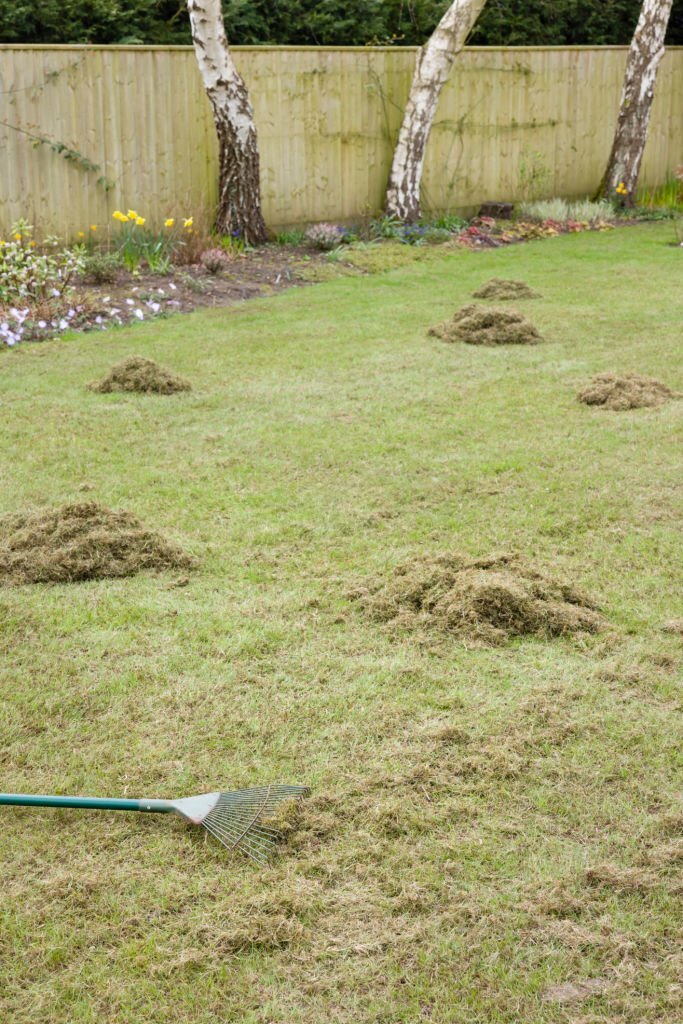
top-left (472, 278), bottom-right (542, 300)
top-left (429, 304), bottom-right (543, 345)
top-left (89, 356), bottom-right (191, 395)
top-left (578, 373), bottom-right (677, 410)
top-left (354, 553), bottom-right (605, 645)
top-left (0, 502), bottom-right (195, 585)
top-left (79, 245), bottom-right (326, 318)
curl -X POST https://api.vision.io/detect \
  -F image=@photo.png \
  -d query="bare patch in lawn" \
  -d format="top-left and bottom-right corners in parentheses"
top-left (0, 502), bottom-right (195, 585)
top-left (542, 978), bottom-right (609, 1004)
top-left (472, 278), bottom-right (541, 300)
top-left (429, 304), bottom-right (542, 345)
top-left (88, 356), bottom-right (191, 395)
top-left (355, 554), bottom-right (604, 645)
top-left (578, 373), bottom-right (676, 410)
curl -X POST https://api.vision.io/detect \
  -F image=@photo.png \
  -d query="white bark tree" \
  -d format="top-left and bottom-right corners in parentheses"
top-left (385, 0), bottom-right (488, 222)
top-left (598, 0), bottom-right (674, 202)
top-left (187, 0), bottom-right (267, 244)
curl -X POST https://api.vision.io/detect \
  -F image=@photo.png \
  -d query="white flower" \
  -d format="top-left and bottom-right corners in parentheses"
top-left (95, 315), bottom-right (103, 325)
top-left (169, 282), bottom-right (177, 291)
top-left (51, 288), bottom-right (60, 297)
top-left (125, 298), bottom-right (134, 306)
top-left (38, 320), bottom-right (47, 329)
top-left (58, 318), bottom-right (68, 330)
top-left (102, 296), bottom-right (110, 303)
top-left (146, 301), bottom-right (161, 313)
top-left (133, 309), bottom-right (144, 320)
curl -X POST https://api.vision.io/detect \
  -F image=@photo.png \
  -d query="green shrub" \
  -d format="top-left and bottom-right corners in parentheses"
top-left (82, 251), bottom-right (121, 284)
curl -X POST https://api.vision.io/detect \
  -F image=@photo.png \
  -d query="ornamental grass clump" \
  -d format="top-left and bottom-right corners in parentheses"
top-left (578, 373), bottom-right (676, 410)
top-left (429, 304), bottom-right (542, 345)
top-left (0, 502), bottom-right (195, 585)
top-left (355, 553), bottom-right (605, 646)
top-left (88, 356), bottom-right (191, 395)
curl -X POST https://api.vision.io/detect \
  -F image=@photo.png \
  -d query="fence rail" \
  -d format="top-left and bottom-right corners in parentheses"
top-left (0, 45), bottom-right (681, 235)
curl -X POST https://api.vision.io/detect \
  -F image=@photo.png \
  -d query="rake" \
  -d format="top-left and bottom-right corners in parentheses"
top-left (0, 784), bottom-right (310, 863)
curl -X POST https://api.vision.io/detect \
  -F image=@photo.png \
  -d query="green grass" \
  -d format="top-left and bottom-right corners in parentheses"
top-left (1, 223), bottom-right (682, 1023)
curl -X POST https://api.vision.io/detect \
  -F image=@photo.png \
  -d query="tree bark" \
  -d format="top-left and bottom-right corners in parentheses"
top-left (187, 0), bottom-right (267, 244)
top-left (597, 0), bottom-right (674, 202)
top-left (385, 0), bottom-right (488, 222)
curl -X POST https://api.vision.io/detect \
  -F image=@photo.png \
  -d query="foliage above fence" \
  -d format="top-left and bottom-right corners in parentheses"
top-left (1, 0), bottom-right (682, 47)
top-left (0, 45), bottom-right (681, 235)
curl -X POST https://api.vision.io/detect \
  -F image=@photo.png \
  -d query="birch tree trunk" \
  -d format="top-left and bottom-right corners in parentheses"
top-left (385, 0), bottom-right (488, 222)
top-left (187, 0), bottom-right (266, 244)
top-left (597, 0), bottom-right (674, 202)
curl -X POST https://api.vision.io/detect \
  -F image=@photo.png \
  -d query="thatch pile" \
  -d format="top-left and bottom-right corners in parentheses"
top-left (429, 305), bottom-right (542, 345)
top-left (0, 502), bottom-right (195, 584)
top-left (356, 554), bottom-right (604, 645)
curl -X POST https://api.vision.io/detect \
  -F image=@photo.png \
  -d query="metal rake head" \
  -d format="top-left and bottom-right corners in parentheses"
top-left (170, 785), bottom-right (310, 862)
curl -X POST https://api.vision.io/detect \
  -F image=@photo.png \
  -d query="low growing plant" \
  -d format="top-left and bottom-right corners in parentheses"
top-left (274, 229), bottom-right (306, 246)
top-left (199, 247), bottom-right (232, 274)
top-left (0, 224), bottom-right (86, 305)
top-left (304, 223), bottom-right (353, 250)
top-left (82, 251), bottom-right (121, 285)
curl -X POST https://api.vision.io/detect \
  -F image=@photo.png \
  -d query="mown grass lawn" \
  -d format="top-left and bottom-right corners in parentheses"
top-left (1, 223), bottom-right (681, 1023)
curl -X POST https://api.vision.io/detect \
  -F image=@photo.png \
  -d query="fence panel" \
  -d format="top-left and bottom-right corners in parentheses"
top-left (0, 45), bottom-right (680, 235)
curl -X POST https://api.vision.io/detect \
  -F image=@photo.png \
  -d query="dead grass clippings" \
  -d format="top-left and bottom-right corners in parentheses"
top-left (355, 553), bottom-right (605, 645)
top-left (578, 373), bottom-right (676, 411)
top-left (0, 502), bottom-right (195, 585)
top-left (662, 619), bottom-right (683, 635)
top-left (585, 864), bottom-right (658, 894)
top-left (472, 278), bottom-right (542, 300)
top-left (429, 304), bottom-right (542, 346)
top-left (88, 356), bottom-right (191, 395)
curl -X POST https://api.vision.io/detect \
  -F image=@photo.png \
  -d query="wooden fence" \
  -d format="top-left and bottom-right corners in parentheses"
top-left (0, 45), bottom-right (681, 235)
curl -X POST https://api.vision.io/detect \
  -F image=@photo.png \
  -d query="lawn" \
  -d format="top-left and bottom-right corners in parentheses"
top-left (0, 223), bottom-right (681, 1023)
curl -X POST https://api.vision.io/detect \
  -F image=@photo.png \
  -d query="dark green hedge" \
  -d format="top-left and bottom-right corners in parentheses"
top-left (1, 0), bottom-right (681, 47)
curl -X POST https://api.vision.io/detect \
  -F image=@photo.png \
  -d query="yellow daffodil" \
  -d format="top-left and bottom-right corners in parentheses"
top-left (183, 217), bottom-right (193, 229)
top-left (90, 224), bottom-right (97, 231)
top-left (164, 218), bottom-right (175, 228)
top-left (127, 209), bottom-right (138, 220)
top-left (135, 216), bottom-right (145, 226)
top-left (14, 232), bottom-right (21, 241)
top-left (77, 231), bottom-right (85, 238)
top-left (113, 210), bottom-right (129, 222)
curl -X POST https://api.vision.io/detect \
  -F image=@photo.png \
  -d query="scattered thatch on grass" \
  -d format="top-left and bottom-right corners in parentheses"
top-left (662, 619), bottom-right (683, 635)
top-left (578, 373), bottom-right (675, 410)
top-left (88, 356), bottom-right (191, 395)
top-left (472, 278), bottom-right (542, 300)
top-left (354, 553), bottom-right (604, 645)
top-left (429, 305), bottom-right (542, 346)
top-left (0, 502), bottom-right (195, 585)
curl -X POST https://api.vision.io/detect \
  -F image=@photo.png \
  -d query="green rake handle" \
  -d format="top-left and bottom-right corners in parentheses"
top-left (0, 793), bottom-right (172, 813)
